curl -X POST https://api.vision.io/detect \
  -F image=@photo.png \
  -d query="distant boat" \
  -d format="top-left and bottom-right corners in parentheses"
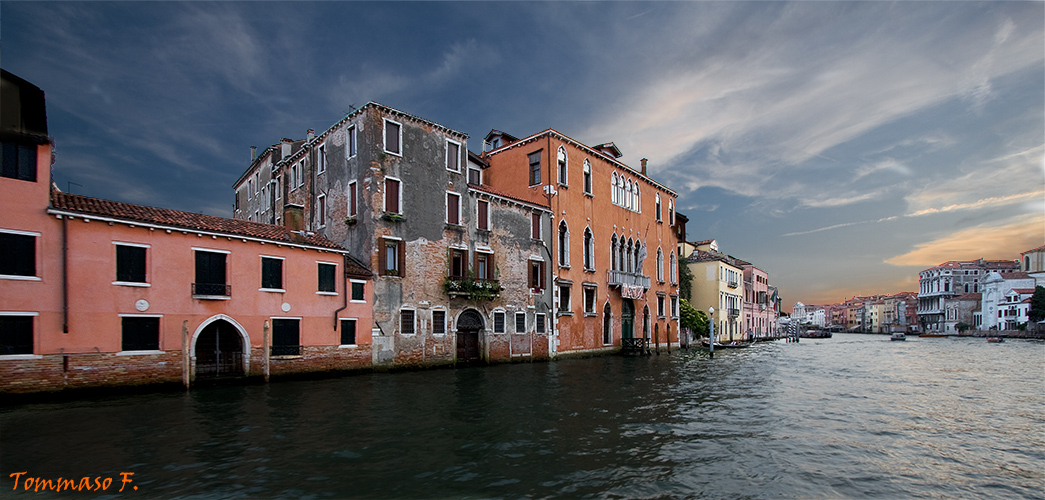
top-left (890, 332), bottom-right (906, 341)
top-left (800, 330), bottom-right (833, 338)
top-left (701, 340), bottom-right (752, 349)
top-left (986, 336), bottom-right (1004, 343)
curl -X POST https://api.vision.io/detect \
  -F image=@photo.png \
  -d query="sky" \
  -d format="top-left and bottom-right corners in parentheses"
top-left (3, 1), bottom-right (1043, 311)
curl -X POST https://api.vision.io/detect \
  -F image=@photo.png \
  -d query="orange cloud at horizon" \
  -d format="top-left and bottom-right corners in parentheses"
top-left (884, 213), bottom-right (1045, 267)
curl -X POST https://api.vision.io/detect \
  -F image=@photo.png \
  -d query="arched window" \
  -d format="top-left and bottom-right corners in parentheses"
top-left (668, 199), bottom-right (675, 225)
top-left (603, 302), bottom-right (612, 345)
top-left (634, 184), bottom-right (640, 212)
top-left (583, 227), bottom-right (594, 270)
top-left (617, 175), bottom-right (625, 206)
top-left (634, 241), bottom-right (642, 274)
top-left (625, 180), bottom-right (632, 210)
top-left (619, 238), bottom-right (627, 274)
top-left (611, 173), bottom-right (618, 205)
top-left (670, 251), bottom-right (677, 284)
top-left (557, 146), bottom-right (568, 186)
top-left (583, 159), bottom-right (592, 194)
top-left (558, 220), bottom-right (570, 267)
top-left (655, 193), bottom-right (662, 221)
top-left (656, 248), bottom-right (664, 281)
top-left (611, 234), bottom-right (618, 271)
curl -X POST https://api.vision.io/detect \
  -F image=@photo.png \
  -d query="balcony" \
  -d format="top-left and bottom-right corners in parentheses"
top-left (444, 276), bottom-right (501, 300)
top-left (727, 279), bottom-right (739, 289)
top-left (606, 270), bottom-right (651, 289)
top-left (728, 308), bottom-right (740, 318)
top-left (192, 283), bottom-right (231, 299)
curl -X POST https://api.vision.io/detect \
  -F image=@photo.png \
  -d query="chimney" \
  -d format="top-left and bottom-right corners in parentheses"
top-left (283, 204), bottom-right (305, 242)
top-left (640, 158), bottom-right (648, 175)
top-left (281, 138), bottom-right (293, 159)
top-left (307, 129), bottom-right (315, 141)
top-left (250, 146), bottom-right (257, 162)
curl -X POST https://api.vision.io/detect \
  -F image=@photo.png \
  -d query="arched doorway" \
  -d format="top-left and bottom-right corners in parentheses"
top-left (456, 309), bottom-right (484, 363)
top-left (602, 303), bottom-right (612, 344)
top-left (621, 299), bottom-right (635, 340)
top-left (194, 318), bottom-right (246, 379)
top-left (642, 305), bottom-right (650, 339)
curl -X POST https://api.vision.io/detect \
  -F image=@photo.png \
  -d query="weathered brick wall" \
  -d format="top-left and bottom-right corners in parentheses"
top-left (0, 351), bottom-right (183, 394)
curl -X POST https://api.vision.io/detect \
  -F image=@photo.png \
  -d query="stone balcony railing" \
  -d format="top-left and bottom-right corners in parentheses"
top-left (606, 270), bottom-right (651, 289)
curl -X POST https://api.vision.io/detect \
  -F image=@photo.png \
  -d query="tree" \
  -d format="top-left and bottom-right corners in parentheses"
top-left (678, 259), bottom-right (693, 302)
top-left (679, 298), bottom-right (709, 338)
top-left (1028, 286), bottom-right (1045, 323)
top-left (955, 322), bottom-right (971, 333)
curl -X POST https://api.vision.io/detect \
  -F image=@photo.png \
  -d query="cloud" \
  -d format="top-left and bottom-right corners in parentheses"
top-left (884, 213), bottom-right (1045, 267)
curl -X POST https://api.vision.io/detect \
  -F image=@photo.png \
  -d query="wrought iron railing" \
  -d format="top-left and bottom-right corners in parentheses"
top-left (195, 351), bottom-right (243, 378)
top-left (621, 337), bottom-right (650, 355)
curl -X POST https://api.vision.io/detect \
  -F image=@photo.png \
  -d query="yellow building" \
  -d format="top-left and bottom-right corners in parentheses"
top-left (682, 240), bottom-right (745, 343)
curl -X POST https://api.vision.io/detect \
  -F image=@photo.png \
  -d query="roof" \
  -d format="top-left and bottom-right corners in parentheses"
top-left (469, 184), bottom-right (551, 212)
top-left (1011, 288), bottom-right (1036, 294)
top-left (1022, 245), bottom-right (1045, 254)
top-left (685, 249), bottom-right (743, 268)
top-left (999, 272), bottom-right (1031, 280)
top-left (49, 190), bottom-right (349, 252)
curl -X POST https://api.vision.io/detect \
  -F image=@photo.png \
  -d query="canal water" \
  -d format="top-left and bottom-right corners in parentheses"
top-left (2, 334), bottom-right (1042, 499)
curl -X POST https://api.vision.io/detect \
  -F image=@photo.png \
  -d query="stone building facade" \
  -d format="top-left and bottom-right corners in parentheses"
top-left (918, 259), bottom-right (1020, 333)
top-left (233, 103), bottom-right (554, 367)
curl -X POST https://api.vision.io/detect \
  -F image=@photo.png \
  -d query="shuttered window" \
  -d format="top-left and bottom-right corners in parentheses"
top-left (272, 319), bottom-right (300, 356)
top-left (0, 232), bottom-right (35, 277)
top-left (340, 319), bottom-right (356, 345)
top-left (261, 257), bottom-right (283, 290)
top-left (0, 316), bottom-right (34, 355)
top-left (318, 263), bottom-right (336, 293)
top-left (121, 316), bottom-right (159, 351)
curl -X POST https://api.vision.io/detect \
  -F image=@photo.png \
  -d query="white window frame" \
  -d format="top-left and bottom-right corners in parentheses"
top-left (468, 165), bottom-right (483, 185)
top-left (446, 191), bottom-right (462, 225)
top-left (432, 308), bottom-right (447, 336)
top-left (400, 307), bottom-right (417, 335)
top-left (346, 125), bottom-right (357, 159)
top-left (493, 309), bottom-right (506, 334)
top-left (339, 317), bottom-right (359, 347)
top-left (384, 118), bottom-right (403, 156)
top-left (317, 143), bottom-right (326, 174)
top-left (317, 193), bottom-right (327, 228)
top-left (347, 180), bottom-right (358, 218)
top-left (316, 261), bottom-right (339, 296)
top-left (583, 159), bottom-right (592, 195)
top-left (446, 139), bottom-right (462, 173)
top-left (583, 227), bottom-right (595, 271)
top-left (116, 313), bottom-right (165, 355)
top-left (259, 254), bottom-right (286, 293)
top-left (476, 199), bottom-right (490, 231)
top-left (384, 176), bottom-right (403, 214)
top-left (558, 283), bottom-right (572, 315)
top-left (655, 193), bottom-right (662, 222)
top-left (535, 313), bottom-right (546, 333)
top-left (656, 248), bottom-right (664, 282)
top-left (557, 146), bottom-right (568, 187)
top-left (558, 220), bottom-right (570, 268)
top-left (515, 311), bottom-right (527, 334)
top-left (112, 241), bottom-right (151, 287)
top-left (583, 285), bottom-right (597, 316)
top-left (0, 311), bottom-right (40, 359)
top-left (349, 279), bottom-right (367, 303)
top-left (531, 212), bottom-right (543, 240)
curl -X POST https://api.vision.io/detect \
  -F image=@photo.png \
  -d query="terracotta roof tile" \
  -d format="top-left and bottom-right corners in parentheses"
top-left (50, 190), bottom-right (347, 251)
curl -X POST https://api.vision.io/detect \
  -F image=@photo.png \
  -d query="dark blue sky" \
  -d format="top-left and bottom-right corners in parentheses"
top-left (4, 1), bottom-right (1042, 309)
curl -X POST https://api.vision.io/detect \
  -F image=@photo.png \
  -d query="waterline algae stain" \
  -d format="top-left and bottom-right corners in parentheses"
top-left (2, 334), bottom-right (1042, 499)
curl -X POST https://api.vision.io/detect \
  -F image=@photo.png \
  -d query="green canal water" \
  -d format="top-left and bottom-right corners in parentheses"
top-left (2, 334), bottom-right (1043, 499)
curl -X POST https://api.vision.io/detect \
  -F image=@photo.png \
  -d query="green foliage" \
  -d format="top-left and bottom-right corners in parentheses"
top-left (444, 274), bottom-right (501, 301)
top-left (679, 298), bottom-right (709, 337)
top-left (1028, 286), bottom-right (1045, 322)
top-left (678, 259), bottom-right (693, 302)
top-left (955, 322), bottom-right (971, 333)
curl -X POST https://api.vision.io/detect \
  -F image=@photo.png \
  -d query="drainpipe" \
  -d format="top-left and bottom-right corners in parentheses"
top-left (333, 255), bottom-right (349, 330)
top-left (61, 215), bottom-right (69, 333)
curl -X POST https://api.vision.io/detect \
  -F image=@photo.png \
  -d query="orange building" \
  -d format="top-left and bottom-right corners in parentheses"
top-left (0, 70), bottom-right (373, 394)
top-left (480, 130), bottom-right (684, 355)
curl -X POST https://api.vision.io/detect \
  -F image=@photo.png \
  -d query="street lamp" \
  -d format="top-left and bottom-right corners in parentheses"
top-left (708, 307), bottom-right (715, 359)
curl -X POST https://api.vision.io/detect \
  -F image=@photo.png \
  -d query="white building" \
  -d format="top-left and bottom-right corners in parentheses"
top-left (980, 272), bottom-right (1035, 330)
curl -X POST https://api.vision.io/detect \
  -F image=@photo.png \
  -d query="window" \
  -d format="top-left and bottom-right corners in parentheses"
top-left (340, 319), bottom-right (357, 345)
top-left (668, 199), bottom-right (675, 225)
top-left (477, 200), bottom-right (489, 230)
top-left (317, 194), bottom-right (327, 227)
top-left (0, 314), bottom-right (34, 355)
top-left (475, 251), bottom-right (492, 281)
top-left (531, 213), bottom-right (542, 240)
top-left (611, 173), bottom-right (618, 205)
top-left (535, 313), bottom-right (546, 333)
top-left (529, 259), bottom-right (545, 291)
top-left (401, 309), bottom-right (415, 335)
top-left (121, 316), bottom-right (160, 351)
top-left (583, 159), bottom-right (592, 195)
top-left (1, 142), bottom-right (37, 182)
top-left (433, 310), bottom-right (446, 335)
top-left (468, 165), bottom-right (482, 185)
top-left (611, 235), bottom-right (618, 271)
top-left (658, 295), bottom-right (665, 318)
top-left (446, 140), bottom-right (461, 172)
top-left (557, 146), bottom-right (568, 186)
top-left (656, 248), bottom-right (664, 282)
top-left (450, 248), bottom-right (467, 279)
top-left (603, 303), bottom-right (612, 344)
top-left (515, 312), bottom-right (526, 333)
top-left (193, 250), bottom-right (228, 297)
top-left (583, 228), bottom-right (594, 270)
top-left (584, 286), bottom-right (596, 315)
top-left (384, 177), bottom-right (401, 214)
top-left (559, 284), bottom-right (571, 313)
top-left (347, 126), bottom-right (357, 158)
top-left (528, 151), bottom-right (542, 186)
top-left (247, 178), bottom-right (254, 200)
top-left (0, 230), bottom-right (36, 278)
top-left (272, 318), bottom-right (300, 356)
top-left (318, 262), bottom-right (337, 293)
top-left (671, 295), bottom-right (679, 318)
top-left (348, 181), bottom-right (357, 217)
top-left (351, 280), bottom-right (366, 302)
top-left (446, 192), bottom-right (461, 225)
top-left (115, 243), bottom-right (147, 284)
top-left (261, 256), bottom-right (283, 290)
top-left (494, 311), bottom-right (505, 333)
top-left (670, 252), bottom-right (677, 284)
top-left (380, 238), bottom-right (405, 277)
top-left (558, 221), bottom-right (570, 267)
top-left (317, 144), bottom-right (326, 174)
top-left (384, 119), bottom-right (402, 155)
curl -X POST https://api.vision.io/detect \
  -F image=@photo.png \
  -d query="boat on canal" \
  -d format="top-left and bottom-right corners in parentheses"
top-left (800, 330), bottom-right (833, 338)
top-left (986, 336), bottom-right (1004, 343)
top-left (890, 332), bottom-right (906, 341)
top-left (701, 340), bottom-right (752, 349)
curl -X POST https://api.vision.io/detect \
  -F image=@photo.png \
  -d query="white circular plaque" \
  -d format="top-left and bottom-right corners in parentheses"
top-left (135, 299), bottom-right (149, 312)
top-left (282, 302), bottom-right (291, 312)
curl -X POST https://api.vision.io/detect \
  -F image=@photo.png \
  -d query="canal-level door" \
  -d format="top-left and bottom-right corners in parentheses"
top-left (621, 299), bottom-right (635, 339)
top-left (195, 320), bottom-right (244, 379)
top-left (456, 310), bottom-right (483, 363)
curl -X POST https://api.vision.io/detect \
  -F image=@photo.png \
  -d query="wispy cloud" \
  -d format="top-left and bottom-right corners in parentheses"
top-left (884, 213), bottom-right (1045, 267)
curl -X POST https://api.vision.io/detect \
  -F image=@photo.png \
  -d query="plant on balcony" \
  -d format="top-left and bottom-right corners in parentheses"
top-left (382, 212), bottom-right (405, 222)
top-left (343, 216), bottom-right (357, 226)
top-left (444, 273), bottom-right (501, 300)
